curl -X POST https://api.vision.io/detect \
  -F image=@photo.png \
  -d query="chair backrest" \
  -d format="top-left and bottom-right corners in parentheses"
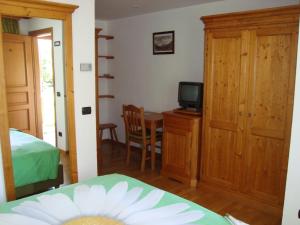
top-left (123, 104), bottom-right (146, 141)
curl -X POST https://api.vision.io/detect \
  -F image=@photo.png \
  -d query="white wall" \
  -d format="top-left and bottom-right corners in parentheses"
top-left (107, 0), bottom-right (299, 142)
top-left (19, 18), bottom-right (68, 151)
top-left (49, 0), bottom-right (97, 181)
top-left (282, 20), bottom-right (300, 225)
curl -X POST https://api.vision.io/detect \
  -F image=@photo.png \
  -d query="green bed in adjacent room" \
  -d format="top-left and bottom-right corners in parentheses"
top-left (0, 174), bottom-right (233, 225)
top-left (9, 128), bottom-right (63, 198)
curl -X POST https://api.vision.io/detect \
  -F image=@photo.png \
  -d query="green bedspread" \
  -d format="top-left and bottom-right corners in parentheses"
top-left (0, 174), bottom-right (231, 225)
top-left (9, 129), bottom-right (60, 187)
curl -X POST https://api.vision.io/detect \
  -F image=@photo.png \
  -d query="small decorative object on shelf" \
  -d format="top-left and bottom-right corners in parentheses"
top-left (98, 55), bottom-right (114, 59)
top-left (98, 95), bottom-right (115, 99)
top-left (99, 74), bottom-right (114, 79)
top-left (98, 34), bottom-right (114, 40)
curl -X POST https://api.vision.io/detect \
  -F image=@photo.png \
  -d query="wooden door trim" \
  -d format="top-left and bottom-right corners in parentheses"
top-left (30, 27), bottom-right (57, 144)
top-left (0, 0), bottom-right (77, 16)
top-left (201, 5), bottom-right (300, 30)
top-left (31, 35), bottom-right (43, 139)
top-left (0, 17), bottom-right (15, 201)
top-left (29, 27), bottom-right (53, 37)
top-left (0, 0), bottom-right (78, 201)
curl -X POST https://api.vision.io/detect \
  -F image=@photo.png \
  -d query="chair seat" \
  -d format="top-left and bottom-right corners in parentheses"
top-left (99, 123), bottom-right (117, 130)
top-left (99, 123), bottom-right (119, 143)
top-left (129, 129), bottom-right (162, 140)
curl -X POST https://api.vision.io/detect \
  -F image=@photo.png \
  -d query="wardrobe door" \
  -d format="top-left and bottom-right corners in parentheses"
top-left (244, 27), bottom-right (298, 205)
top-left (201, 30), bottom-right (249, 190)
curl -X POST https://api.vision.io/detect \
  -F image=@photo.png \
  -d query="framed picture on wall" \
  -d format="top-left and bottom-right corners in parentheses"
top-left (153, 31), bottom-right (175, 55)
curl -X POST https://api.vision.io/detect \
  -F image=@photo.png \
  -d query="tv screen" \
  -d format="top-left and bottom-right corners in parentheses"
top-left (178, 82), bottom-right (203, 111)
top-left (181, 85), bottom-right (199, 102)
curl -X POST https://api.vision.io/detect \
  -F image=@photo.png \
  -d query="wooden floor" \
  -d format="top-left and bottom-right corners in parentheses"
top-left (99, 141), bottom-right (283, 225)
top-left (60, 141), bottom-right (283, 225)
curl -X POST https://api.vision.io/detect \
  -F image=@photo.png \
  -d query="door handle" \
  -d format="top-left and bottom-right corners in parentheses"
top-left (235, 149), bottom-right (242, 157)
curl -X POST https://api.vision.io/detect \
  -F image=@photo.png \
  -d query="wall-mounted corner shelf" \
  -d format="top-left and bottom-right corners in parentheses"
top-left (98, 74), bottom-right (114, 79)
top-left (95, 27), bottom-right (116, 172)
top-left (98, 95), bottom-right (115, 99)
top-left (98, 34), bottom-right (114, 40)
top-left (98, 55), bottom-right (114, 59)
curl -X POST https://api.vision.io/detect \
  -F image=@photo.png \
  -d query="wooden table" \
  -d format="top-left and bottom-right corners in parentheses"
top-left (144, 112), bottom-right (163, 170)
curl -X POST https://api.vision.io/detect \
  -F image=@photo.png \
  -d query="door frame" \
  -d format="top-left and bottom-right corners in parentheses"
top-left (30, 27), bottom-right (57, 145)
top-left (0, 0), bottom-right (79, 201)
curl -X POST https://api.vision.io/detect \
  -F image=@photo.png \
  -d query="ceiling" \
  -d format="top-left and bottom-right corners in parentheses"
top-left (95, 0), bottom-right (222, 20)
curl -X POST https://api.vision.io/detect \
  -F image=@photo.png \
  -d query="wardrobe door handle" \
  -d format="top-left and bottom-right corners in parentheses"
top-left (235, 149), bottom-right (242, 157)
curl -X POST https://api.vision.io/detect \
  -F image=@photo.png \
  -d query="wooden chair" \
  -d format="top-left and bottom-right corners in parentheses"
top-left (99, 123), bottom-right (119, 143)
top-left (123, 104), bottom-right (162, 172)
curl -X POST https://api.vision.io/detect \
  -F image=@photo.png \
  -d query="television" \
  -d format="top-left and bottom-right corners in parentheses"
top-left (178, 81), bottom-right (203, 112)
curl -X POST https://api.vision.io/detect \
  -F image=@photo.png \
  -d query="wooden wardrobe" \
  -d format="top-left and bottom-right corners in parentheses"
top-left (200, 5), bottom-right (300, 207)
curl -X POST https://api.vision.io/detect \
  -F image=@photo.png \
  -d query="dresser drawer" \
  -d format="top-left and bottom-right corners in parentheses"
top-left (164, 114), bottom-right (193, 131)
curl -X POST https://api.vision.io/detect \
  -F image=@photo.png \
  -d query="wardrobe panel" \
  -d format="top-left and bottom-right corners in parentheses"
top-left (246, 136), bottom-right (284, 203)
top-left (205, 128), bottom-right (237, 187)
top-left (202, 31), bottom-right (246, 190)
top-left (250, 33), bottom-right (292, 138)
top-left (210, 36), bottom-right (241, 124)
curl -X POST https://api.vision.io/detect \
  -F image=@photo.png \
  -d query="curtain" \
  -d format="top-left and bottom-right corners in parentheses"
top-left (2, 18), bottom-right (19, 34)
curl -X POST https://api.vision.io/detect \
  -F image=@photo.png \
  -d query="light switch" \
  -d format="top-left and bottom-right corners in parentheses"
top-left (80, 63), bottom-right (92, 71)
top-left (82, 107), bottom-right (92, 115)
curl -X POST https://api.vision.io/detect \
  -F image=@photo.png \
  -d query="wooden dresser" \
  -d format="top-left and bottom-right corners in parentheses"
top-left (201, 5), bottom-right (300, 206)
top-left (161, 111), bottom-right (202, 187)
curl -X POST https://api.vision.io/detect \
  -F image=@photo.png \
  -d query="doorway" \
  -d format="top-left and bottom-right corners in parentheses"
top-left (32, 29), bottom-right (57, 146)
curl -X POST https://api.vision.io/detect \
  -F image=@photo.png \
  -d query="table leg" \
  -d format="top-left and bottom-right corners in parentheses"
top-left (150, 122), bottom-right (156, 171)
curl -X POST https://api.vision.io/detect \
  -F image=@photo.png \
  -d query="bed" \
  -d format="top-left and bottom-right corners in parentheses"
top-left (0, 174), bottom-right (242, 225)
top-left (9, 128), bottom-right (64, 198)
